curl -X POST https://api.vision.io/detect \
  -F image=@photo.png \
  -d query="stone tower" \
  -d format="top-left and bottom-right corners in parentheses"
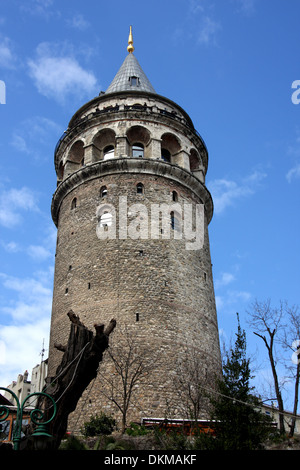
top-left (48, 28), bottom-right (222, 431)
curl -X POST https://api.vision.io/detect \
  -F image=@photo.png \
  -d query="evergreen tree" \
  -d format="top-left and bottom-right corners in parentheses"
top-left (210, 314), bottom-right (272, 450)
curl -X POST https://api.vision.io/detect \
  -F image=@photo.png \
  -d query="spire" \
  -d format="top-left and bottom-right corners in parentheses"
top-left (105, 27), bottom-right (156, 95)
top-left (127, 25), bottom-right (134, 54)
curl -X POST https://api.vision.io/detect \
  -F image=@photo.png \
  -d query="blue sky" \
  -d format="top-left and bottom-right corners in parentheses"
top-left (0, 0), bottom-right (299, 411)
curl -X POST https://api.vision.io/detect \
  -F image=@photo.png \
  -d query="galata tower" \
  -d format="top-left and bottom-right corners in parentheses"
top-left (48, 27), bottom-right (222, 432)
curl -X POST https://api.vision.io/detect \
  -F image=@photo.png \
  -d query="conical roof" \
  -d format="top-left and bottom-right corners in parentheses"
top-left (105, 27), bottom-right (156, 95)
top-left (106, 53), bottom-right (156, 94)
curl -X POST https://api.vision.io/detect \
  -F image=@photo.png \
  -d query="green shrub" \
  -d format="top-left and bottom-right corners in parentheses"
top-left (81, 412), bottom-right (116, 437)
top-left (59, 435), bottom-right (88, 450)
top-left (125, 422), bottom-right (150, 436)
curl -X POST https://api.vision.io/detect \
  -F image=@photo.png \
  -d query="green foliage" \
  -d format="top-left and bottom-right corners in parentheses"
top-left (80, 412), bottom-right (116, 437)
top-left (59, 435), bottom-right (88, 450)
top-left (106, 442), bottom-right (126, 450)
top-left (125, 422), bottom-right (151, 436)
top-left (209, 313), bottom-right (273, 450)
top-left (153, 427), bottom-right (191, 450)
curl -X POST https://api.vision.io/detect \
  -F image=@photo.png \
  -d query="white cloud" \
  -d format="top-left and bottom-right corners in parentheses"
top-left (0, 187), bottom-right (39, 228)
top-left (11, 116), bottom-right (62, 159)
top-left (67, 13), bottom-right (90, 31)
top-left (197, 16), bottom-right (221, 45)
top-left (233, 0), bottom-right (256, 15)
top-left (188, 0), bottom-right (205, 15)
top-left (0, 274), bottom-right (52, 321)
top-left (286, 163), bottom-right (300, 183)
top-left (0, 269), bottom-right (52, 387)
top-left (215, 272), bottom-right (236, 289)
top-left (27, 244), bottom-right (52, 262)
top-left (20, 0), bottom-right (59, 19)
top-left (0, 318), bottom-right (50, 387)
top-left (0, 240), bottom-right (21, 253)
top-left (0, 36), bottom-right (16, 69)
top-left (28, 42), bottom-right (98, 102)
top-left (285, 129), bottom-right (300, 182)
top-left (209, 170), bottom-right (266, 214)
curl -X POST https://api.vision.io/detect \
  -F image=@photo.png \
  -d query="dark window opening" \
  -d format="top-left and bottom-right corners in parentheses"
top-left (88, 282), bottom-right (91, 289)
top-left (129, 76), bottom-right (139, 87)
top-left (172, 191), bottom-right (178, 202)
top-left (136, 313), bottom-right (140, 322)
top-left (136, 182), bottom-right (144, 194)
top-left (161, 148), bottom-right (171, 163)
top-left (100, 186), bottom-right (107, 197)
top-left (71, 197), bottom-right (77, 209)
top-left (132, 143), bottom-right (144, 158)
top-left (170, 211), bottom-right (180, 231)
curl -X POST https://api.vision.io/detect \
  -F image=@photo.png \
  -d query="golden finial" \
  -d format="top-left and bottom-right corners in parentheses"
top-left (127, 25), bottom-right (134, 54)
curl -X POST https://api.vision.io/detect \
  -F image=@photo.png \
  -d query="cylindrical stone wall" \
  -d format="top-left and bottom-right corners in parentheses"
top-left (48, 89), bottom-right (221, 432)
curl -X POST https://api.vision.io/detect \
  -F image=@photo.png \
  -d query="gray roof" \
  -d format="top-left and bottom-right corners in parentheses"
top-left (105, 53), bottom-right (156, 95)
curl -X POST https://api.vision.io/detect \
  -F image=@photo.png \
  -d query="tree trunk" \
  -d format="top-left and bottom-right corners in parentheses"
top-left (254, 330), bottom-right (285, 435)
top-left (36, 311), bottom-right (116, 449)
top-left (289, 359), bottom-right (300, 437)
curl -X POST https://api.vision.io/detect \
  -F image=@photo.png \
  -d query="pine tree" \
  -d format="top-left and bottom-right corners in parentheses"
top-left (210, 314), bottom-right (272, 450)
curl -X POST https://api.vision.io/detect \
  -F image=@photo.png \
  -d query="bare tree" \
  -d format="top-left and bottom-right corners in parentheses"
top-left (279, 302), bottom-right (300, 437)
top-left (173, 346), bottom-right (211, 426)
top-left (98, 326), bottom-right (158, 433)
top-left (247, 299), bottom-right (286, 434)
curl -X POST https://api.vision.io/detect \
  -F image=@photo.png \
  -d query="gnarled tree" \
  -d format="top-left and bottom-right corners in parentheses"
top-left (31, 310), bottom-right (116, 450)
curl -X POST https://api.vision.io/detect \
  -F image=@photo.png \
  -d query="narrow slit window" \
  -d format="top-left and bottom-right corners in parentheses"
top-left (100, 186), bottom-right (107, 198)
top-left (136, 182), bottom-right (144, 194)
top-left (71, 197), bottom-right (77, 209)
top-left (170, 211), bottom-right (180, 231)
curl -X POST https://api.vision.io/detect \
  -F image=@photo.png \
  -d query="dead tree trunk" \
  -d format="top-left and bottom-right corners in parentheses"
top-left (36, 310), bottom-right (116, 449)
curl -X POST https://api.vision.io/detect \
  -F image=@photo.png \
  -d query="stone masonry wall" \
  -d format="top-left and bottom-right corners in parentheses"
top-left (48, 170), bottom-right (221, 432)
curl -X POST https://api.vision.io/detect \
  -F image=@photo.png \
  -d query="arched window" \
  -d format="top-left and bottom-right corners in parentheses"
top-left (99, 212), bottom-right (113, 230)
top-left (103, 145), bottom-right (115, 160)
top-left (132, 143), bottom-right (144, 158)
top-left (170, 211), bottom-right (180, 231)
top-left (69, 140), bottom-right (84, 164)
top-left (58, 161), bottom-right (64, 180)
top-left (161, 148), bottom-right (171, 163)
top-left (172, 191), bottom-right (178, 202)
top-left (100, 186), bottom-right (107, 198)
top-left (136, 182), bottom-right (144, 194)
top-left (71, 197), bottom-right (77, 209)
